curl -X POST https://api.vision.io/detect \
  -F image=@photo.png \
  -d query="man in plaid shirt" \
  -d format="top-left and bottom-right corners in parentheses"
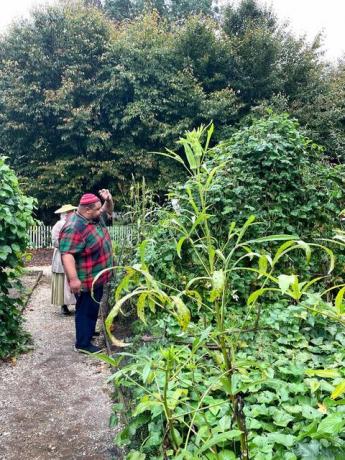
top-left (59, 190), bottom-right (113, 353)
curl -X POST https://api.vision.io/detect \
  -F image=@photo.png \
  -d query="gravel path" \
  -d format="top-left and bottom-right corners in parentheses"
top-left (0, 267), bottom-right (121, 460)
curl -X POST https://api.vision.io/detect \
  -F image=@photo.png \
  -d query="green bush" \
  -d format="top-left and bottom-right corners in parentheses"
top-left (0, 157), bottom-right (35, 359)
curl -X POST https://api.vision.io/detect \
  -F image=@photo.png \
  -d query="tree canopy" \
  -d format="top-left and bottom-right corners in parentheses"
top-left (0, 0), bottom-right (343, 219)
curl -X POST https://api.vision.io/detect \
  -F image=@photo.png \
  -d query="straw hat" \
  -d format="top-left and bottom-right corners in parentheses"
top-left (54, 204), bottom-right (77, 214)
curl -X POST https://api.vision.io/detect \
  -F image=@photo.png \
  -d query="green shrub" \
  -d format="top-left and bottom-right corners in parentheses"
top-left (0, 157), bottom-right (35, 359)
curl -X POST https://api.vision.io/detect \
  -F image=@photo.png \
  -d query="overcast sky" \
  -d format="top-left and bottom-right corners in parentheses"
top-left (0, 0), bottom-right (344, 61)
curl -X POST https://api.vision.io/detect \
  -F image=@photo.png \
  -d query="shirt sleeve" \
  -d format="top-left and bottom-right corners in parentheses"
top-left (59, 224), bottom-right (85, 255)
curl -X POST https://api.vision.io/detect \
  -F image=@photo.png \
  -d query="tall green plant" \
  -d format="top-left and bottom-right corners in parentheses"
top-left (0, 157), bottom-right (35, 359)
top-left (99, 125), bottom-right (344, 458)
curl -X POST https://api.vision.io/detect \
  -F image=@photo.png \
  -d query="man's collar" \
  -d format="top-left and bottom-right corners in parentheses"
top-left (76, 211), bottom-right (101, 225)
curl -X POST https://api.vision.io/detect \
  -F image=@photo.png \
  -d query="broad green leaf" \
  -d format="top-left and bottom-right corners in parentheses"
top-left (266, 432), bottom-right (296, 447)
top-left (218, 450), bottom-right (236, 460)
top-left (316, 413), bottom-right (345, 435)
top-left (167, 388), bottom-right (188, 410)
top-left (126, 451), bottom-right (146, 460)
top-left (220, 376), bottom-right (232, 395)
top-left (139, 240), bottom-right (149, 266)
top-left (273, 410), bottom-right (294, 427)
top-left (133, 399), bottom-right (163, 417)
top-left (196, 430), bottom-right (242, 454)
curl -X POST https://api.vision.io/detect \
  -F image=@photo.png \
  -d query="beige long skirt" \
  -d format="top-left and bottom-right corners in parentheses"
top-left (51, 272), bottom-right (76, 306)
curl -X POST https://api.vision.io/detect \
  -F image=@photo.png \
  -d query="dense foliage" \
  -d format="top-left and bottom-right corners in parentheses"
top-left (0, 157), bottom-right (35, 359)
top-left (99, 121), bottom-right (345, 459)
top-left (103, 0), bottom-right (215, 22)
top-left (1, 0), bottom-right (342, 219)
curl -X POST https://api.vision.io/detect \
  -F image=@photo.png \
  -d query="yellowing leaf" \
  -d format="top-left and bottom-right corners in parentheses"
top-left (305, 369), bottom-right (341, 378)
top-left (331, 380), bottom-right (345, 400)
top-left (317, 403), bottom-right (328, 414)
top-left (171, 296), bottom-right (190, 330)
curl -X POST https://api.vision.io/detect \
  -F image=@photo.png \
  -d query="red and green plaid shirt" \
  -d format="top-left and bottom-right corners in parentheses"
top-left (59, 211), bottom-right (113, 291)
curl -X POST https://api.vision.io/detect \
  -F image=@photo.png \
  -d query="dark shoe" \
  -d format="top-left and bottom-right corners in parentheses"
top-left (74, 344), bottom-right (102, 354)
top-left (61, 305), bottom-right (72, 316)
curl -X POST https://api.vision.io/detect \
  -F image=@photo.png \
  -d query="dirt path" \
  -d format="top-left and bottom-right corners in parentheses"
top-left (0, 267), bottom-right (121, 460)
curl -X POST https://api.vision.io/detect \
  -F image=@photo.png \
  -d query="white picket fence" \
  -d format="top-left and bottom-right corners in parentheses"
top-left (28, 224), bottom-right (136, 249)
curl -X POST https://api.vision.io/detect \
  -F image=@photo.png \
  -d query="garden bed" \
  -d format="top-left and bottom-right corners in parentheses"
top-left (25, 248), bottom-right (53, 267)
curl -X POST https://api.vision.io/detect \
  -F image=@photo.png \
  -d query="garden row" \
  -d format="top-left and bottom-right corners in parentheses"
top-left (100, 115), bottom-right (345, 459)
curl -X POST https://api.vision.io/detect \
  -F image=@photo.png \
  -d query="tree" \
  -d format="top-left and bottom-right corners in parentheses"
top-left (222, 0), bottom-right (277, 36)
top-left (0, 3), bottom-right (115, 214)
top-left (220, 0), bottom-right (326, 108)
top-left (104, 0), bottom-right (215, 22)
top-left (0, 0), bottom-right (335, 220)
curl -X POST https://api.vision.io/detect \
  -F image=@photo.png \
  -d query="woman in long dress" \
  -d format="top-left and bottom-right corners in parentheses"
top-left (51, 204), bottom-right (77, 315)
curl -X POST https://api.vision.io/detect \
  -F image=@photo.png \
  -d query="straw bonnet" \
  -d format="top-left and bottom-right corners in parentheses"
top-left (54, 204), bottom-right (77, 214)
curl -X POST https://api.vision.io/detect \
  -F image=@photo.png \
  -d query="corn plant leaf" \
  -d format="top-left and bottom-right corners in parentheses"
top-left (335, 286), bottom-right (345, 314)
top-left (247, 288), bottom-right (280, 305)
top-left (183, 143), bottom-right (198, 170)
top-left (137, 292), bottom-right (148, 324)
top-left (185, 290), bottom-right (203, 309)
top-left (258, 254), bottom-right (268, 276)
top-left (212, 269), bottom-right (225, 291)
top-left (157, 149), bottom-right (185, 166)
top-left (105, 289), bottom-right (148, 347)
top-left (227, 221), bottom-right (236, 241)
top-left (237, 215), bottom-right (256, 243)
top-left (171, 296), bottom-right (190, 330)
top-left (296, 240), bottom-right (312, 264)
top-left (278, 274), bottom-right (296, 294)
top-left (176, 236), bottom-right (188, 258)
top-left (272, 240), bottom-right (298, 265)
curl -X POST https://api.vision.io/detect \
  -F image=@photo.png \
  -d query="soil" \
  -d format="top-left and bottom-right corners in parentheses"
top-left (0, 267), bottom-right (123, 460)
top-left (25, 248), bottom-right (54, 267)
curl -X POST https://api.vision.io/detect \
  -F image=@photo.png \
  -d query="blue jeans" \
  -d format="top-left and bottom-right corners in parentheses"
top-left (75, 286), bottom-right (103, 348)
